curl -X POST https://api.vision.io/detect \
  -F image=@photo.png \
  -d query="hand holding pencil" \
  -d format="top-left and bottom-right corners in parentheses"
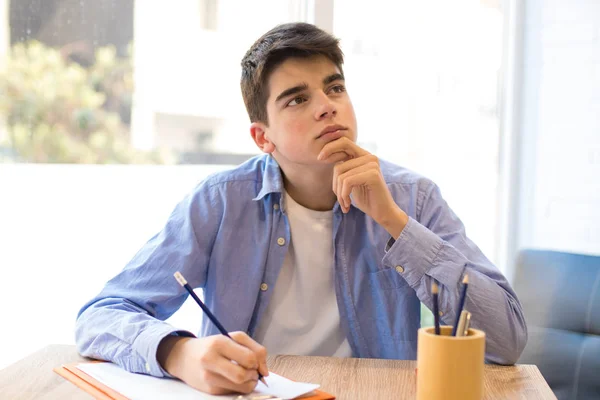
top-left (156, 272), bottom-right (269, 395)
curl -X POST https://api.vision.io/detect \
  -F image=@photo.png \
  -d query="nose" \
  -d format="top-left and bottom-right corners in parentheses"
top-left (314, 92), bottom-right (337, 120)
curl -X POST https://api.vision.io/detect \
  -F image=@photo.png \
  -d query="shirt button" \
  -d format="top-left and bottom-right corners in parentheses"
top-left (277, 237), bottom-right (286, 246)
top-left (395, 265), bottom-right (404, 273)
top-left (145, 362), bottom-right (151, 373)
top-left (439, 311), bottom-right (444, 316)
top-left (260, 283), bottom-right (268, 291)
top-left (273, 203), bottom-right (280, 210)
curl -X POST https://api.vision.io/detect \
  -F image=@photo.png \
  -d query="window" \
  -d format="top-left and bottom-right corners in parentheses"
top-left (0, 0), bottom-right (307, 165)
top-left (332, 0), bottom-right (504, 264)
top-left (0, 0), bottom-right (311, 369)
top-left (200, 0), bottom-right (219, 31)
top-left (0, 0), bottom-right (508, 367)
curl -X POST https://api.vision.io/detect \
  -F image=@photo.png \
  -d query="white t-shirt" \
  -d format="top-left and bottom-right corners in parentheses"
top-left (253, 191), bottom-right (352, 357)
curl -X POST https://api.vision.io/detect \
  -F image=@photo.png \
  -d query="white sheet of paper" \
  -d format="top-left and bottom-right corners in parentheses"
top-left (254, 373), bottom-right (319, 399)
top-left (76, 362), bottom-right (320, 400)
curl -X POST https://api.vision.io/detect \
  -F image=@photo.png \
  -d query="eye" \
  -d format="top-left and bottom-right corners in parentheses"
top-left (329, 84), bottom-right (346, 94)
top-left (287, 95), bottom-right (307, 107)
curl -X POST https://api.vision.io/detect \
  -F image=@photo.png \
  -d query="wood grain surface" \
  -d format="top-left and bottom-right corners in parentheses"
top-left (0, 345), bottom-right (557, 400)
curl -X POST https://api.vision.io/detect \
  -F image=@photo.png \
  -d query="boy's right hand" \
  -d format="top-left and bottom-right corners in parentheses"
top-left (157, 331), bottom-right (269, 395)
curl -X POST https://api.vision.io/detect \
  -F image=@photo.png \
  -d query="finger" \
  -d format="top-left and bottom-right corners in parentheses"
top-left (339, 194), bottom-right (348, 212)
top-left (319, 150), bottom-right (350, 165)
top-left (322, 137), bottom-right (367, 159)
top-left (340, 173), bottom-right (370, 211)
top-left (212, 335), bottom-right (258, 372)
top-left (333, 155), bottom-right (378, 194)
top-left (229, 331), bottom-right (269, 377)
top-left (335, 155), bottom-right (379, 178)
top-left (204, 356), bottom-right (259, 385)
top-left (338, 162), bottom-right (379, 199)
top-left (339, 167), bottom-right (380, 207)
top-left (197, 369), bottom-right (258, 395)
top-left (332, 161), bottom-right (345, 206)
top-left (318, 137), bottom-right (368, 161)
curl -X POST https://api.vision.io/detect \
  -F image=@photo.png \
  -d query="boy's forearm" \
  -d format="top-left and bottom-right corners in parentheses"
top-left (382, 219), bottom-right (527, 364)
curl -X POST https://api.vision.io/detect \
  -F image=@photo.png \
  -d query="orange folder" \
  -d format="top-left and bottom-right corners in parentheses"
top-left (54, 361), bottom-right (335, 400)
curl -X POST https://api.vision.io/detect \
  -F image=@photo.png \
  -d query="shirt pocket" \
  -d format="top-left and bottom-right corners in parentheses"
top-left (368, 267), bottom-right (408, 291)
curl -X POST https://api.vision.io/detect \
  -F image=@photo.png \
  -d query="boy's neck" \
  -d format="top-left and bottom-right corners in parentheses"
top-left (280, 164), bottom-right (337, 211)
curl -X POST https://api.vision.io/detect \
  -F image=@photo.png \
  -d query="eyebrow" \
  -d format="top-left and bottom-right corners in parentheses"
top-left (274, 73), bottom-right (346, 104)
top-left (275, 83), bottom-right (308, 103)
top-left (323, 73), bottom-right (345, 86)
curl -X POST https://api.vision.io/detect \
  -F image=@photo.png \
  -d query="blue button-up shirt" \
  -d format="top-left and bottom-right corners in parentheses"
top-left (75, 155), bottom-right (527, 377)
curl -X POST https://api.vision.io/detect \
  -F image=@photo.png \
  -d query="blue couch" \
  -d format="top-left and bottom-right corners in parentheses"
top-left (513, 249), bottom-right (600, 400)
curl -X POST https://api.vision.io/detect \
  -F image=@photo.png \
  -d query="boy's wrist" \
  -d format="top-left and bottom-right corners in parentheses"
top-left (378, 205), bottom-right (409, 240)
top-left (157, 335), bottom-right (192, 378)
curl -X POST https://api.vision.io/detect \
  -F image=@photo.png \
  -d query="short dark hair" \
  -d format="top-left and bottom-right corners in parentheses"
top-left (240, 22), bottom-right (344, 124)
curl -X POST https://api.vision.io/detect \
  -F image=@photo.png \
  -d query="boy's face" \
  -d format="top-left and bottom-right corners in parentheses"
top-left (251, 55), bottom-right (357, 166)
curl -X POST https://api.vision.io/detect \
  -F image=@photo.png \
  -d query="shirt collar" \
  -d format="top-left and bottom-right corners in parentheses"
top-left (252, 155), bottom-right (284, 201)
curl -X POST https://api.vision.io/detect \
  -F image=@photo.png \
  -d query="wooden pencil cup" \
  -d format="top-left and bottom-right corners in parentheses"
top-left (416, 326), bottom-right (485, 400)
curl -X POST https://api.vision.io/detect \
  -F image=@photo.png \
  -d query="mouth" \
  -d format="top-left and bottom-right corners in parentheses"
top-left (317, 125), bottom-right (347, 142)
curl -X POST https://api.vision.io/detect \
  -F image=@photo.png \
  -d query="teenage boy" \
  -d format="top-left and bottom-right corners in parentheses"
top-left (76, 22), bottom-right (527, 395)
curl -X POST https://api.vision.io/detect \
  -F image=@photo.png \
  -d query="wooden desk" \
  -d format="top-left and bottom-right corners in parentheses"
top-left (0, 345), bottom-right (556, 399)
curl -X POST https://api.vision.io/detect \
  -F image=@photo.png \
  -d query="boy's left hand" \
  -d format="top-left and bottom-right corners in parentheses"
top-left (318, 137), bottom-right (409, 238)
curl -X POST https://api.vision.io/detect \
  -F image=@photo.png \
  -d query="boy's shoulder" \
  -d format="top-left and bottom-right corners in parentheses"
top-left (202, 154), bottom-right (269, 185)
top-left (379, 158), bottom-right (435, 188)
top-left (192, 154), bottom-right (276, 198)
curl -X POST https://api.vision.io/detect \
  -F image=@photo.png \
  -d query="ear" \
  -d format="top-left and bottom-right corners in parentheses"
top-left (250, 122), bottom-right (276, 154)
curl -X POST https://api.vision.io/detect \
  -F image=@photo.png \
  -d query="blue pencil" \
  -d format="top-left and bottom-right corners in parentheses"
top-left (174, 271), bottom-right (267, 386)
top-left (432, 281), bottom-right (441, 335)
top-left (451, 274), bottom-right (469, 336)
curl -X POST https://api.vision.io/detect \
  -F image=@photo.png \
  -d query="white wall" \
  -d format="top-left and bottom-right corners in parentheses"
top-left (0, 164), bottom-right (231, 369)
top-left (516, 0), bottom-right (600, 256)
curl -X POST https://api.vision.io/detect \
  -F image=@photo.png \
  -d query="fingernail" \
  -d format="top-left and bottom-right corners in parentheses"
top-left (317, 153), bottom-right (323, 160)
